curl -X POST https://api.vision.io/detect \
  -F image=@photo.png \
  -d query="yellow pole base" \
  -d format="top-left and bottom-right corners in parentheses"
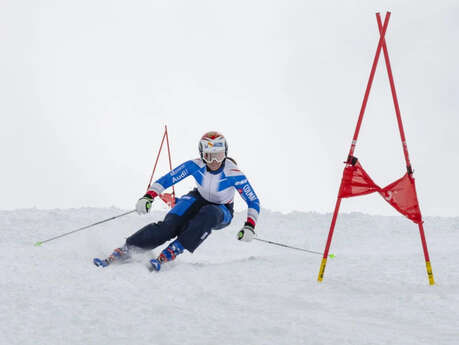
top-left (317, 258), bottom-right (327, 282)
top-left (426, 261), bottom-right (435, 285)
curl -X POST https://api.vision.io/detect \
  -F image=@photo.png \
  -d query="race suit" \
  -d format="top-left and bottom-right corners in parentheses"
top-left (126, 158), bottom-right (260, 253)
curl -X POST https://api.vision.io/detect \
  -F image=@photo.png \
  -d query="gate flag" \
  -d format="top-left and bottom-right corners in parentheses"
top-left (338, 159), bottom-right (422, 224)
top-left (379, 173), bottom-right (422, 224)
top-left (338, 161), bottom-right (380, 198)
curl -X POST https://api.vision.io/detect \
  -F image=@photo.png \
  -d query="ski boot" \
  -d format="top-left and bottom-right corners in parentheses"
top-left (150, 240), bottom-right (184, 271)
top-left (93, 244), bottom-right (130, 267)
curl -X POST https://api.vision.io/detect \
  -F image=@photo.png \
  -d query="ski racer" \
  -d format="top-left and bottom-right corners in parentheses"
top-left (94, 131), bottom-right (260, 271)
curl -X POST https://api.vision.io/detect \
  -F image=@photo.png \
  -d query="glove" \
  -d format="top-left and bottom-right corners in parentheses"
top-left (237, 222), bottom-right (256, 242)
top-left (135, 194), bottom-right (154, 215)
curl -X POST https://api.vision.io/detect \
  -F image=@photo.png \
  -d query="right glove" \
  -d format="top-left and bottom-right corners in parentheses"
top-left (237, 223), bottom-right (256, 242)
top-left (135, 194), bottom-right (154, 215)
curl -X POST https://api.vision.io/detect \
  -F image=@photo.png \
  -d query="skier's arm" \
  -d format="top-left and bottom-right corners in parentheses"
top-left (146, 160), bottom-right (201, 198)
top-left (234, 177), bottom-right (260, 242)
top-left (235, 177), bottom-right (260, 228)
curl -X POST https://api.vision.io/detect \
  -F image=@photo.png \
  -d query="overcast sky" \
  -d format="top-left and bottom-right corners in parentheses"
top-left (1, 0), bottom-right (458, 216)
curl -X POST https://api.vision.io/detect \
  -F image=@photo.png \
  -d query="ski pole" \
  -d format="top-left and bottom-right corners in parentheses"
top-left (34, 210), bottom-right (136, 246)
top-left (254, 238), bottom-right (335, 258)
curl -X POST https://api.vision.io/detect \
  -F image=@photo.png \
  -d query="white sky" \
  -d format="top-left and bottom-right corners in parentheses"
top-left (1, 0), bottom-right (458, 216)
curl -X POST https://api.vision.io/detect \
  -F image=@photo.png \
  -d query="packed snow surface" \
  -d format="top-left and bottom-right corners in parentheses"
top-left (1, 208), bottom-right (458, 345)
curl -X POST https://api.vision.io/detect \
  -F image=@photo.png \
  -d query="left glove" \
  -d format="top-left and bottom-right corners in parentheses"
top-left (237, 222), bottom-right (256, 242)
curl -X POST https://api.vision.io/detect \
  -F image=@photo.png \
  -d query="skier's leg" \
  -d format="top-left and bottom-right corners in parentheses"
top-left (125, 218), bottom-right (179, 249)
top-left (150, 204), bottom-right (232, 271)
top-left (94, 192), bottom-right (204, 268)
top-left (178, 204), bottom-right (232, 253)
top-left (95, 217), bottom-right (186, 267)
top-left (126, 193), bottom-right (203, 250)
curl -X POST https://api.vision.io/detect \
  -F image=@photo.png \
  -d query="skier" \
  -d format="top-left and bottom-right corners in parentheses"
top-left (94, 131), bottom-right (260, 271)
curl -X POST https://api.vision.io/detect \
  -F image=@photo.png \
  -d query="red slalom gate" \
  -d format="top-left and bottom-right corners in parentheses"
top-left (147, 125), bottom-right (176, 208)
top-left (317, 12), bottom-right (435, 285)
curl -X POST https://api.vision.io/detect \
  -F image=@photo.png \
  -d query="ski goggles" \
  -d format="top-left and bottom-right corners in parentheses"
top-left (202, 151), bottom-right (226, 163)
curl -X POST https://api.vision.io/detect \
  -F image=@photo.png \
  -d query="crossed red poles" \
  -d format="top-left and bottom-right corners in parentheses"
top-left (317, 12), bottom-right (435, 285)
top-left (147, 125), bottom-right (176, 208)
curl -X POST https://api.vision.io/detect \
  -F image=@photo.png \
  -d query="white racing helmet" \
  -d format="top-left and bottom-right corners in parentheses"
top-left (198, 131), bottom-right (228, 163)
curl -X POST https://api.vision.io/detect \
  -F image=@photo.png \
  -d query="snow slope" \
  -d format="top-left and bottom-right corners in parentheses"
top-left (1, 208), bottom-right (458, 345)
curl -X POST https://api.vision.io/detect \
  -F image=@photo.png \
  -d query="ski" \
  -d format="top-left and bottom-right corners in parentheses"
top-left (93, 247), bottom-right (129, 268)
top-left (93, 258), bottom-right (110, 267)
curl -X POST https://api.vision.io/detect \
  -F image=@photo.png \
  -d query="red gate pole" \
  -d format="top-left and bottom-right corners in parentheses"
top-left (376, 13), bottom-right (411, 171)
top-left (147, 128), bottom-right (167, 191)
top-left (418, 221), bottom-right (435, 284)
top-left (145, 125), bottom-right (177, 208)
top-left (317, 197), bottom-right (342, 281)
top-left (164, 125), bottom-right (176, 207)
top-left (347, 13), bottom-right (391, 159)
top-left (376, 13), bottom-right (435, 285)
top-left (317, 13), bottom-right (391, 282)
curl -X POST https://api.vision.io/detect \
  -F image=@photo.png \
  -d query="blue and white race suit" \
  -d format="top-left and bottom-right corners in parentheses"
top-left (126, 158), bottom-right (260, 253)
top-left (148, 158), bottom-right (260, 226)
